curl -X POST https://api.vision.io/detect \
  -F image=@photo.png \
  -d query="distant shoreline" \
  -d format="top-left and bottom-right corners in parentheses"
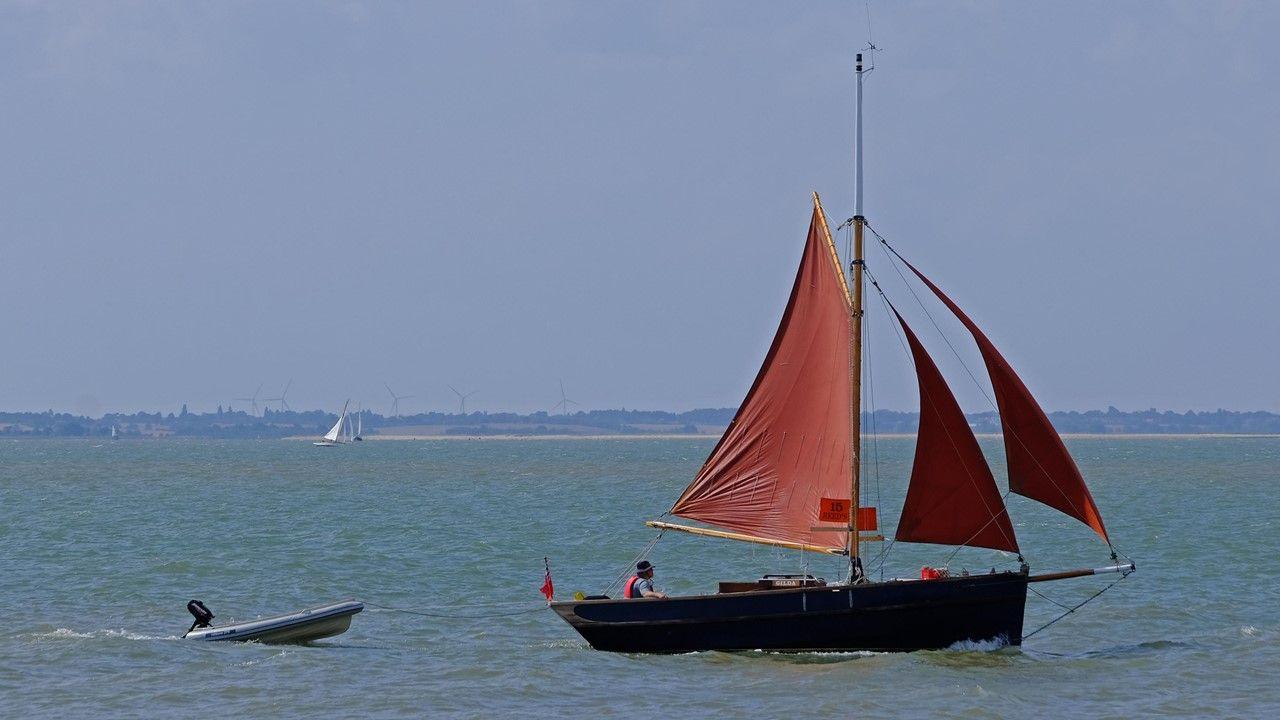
top-left (277, 432), bottom-right (1280, 441)
top-left (7, 432), bottom-right (1280, 442)
top-left (10, 405), bottom-right (1280, 439)
top-left (293, 430), bottom-right (727, 438)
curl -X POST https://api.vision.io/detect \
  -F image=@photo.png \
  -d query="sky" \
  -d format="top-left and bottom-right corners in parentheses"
top-left (1, 1), bottom-right (1277, 416)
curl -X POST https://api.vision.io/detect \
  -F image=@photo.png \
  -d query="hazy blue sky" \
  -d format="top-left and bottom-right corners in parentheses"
top-left (1, 2), bottom-right (1276, 416)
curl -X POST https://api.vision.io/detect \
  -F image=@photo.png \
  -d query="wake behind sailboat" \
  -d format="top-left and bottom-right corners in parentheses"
top-left (550, 54), bottom-right (1133, 654)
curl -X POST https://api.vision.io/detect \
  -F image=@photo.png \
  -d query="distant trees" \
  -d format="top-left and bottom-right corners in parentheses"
top-left (1, 406), bottom-right (1280, 438)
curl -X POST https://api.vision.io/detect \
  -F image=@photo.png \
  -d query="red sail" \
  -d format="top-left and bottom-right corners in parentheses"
top-left (896, 256), bottom-right (1109, 543)
top-left (891, 307), bottom-right (1019, 553)
top-left (670, 198), bottom-right (852, 550)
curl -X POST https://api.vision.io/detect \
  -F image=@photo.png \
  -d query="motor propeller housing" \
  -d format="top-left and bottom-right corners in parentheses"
top-left (186, 599), bottom-right (214, 631)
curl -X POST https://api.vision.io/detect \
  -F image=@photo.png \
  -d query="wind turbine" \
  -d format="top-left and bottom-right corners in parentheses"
top-left (385, 383), bottom-right (414, 418)
top-left (234, 384), bottom-right (263, 416)
top-left (264, 379), bottom-right (292, 412)
top-left (448, 385), bottom-right (477, 415)
top-left (552, 379), bottom-right (579, 416)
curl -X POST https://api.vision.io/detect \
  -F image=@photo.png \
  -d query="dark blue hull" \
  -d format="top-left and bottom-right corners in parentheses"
top-left (551, 571), bottom-right (1027, 653)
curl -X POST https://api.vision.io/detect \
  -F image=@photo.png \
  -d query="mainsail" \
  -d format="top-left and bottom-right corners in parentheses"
top-left (669, 198), bottom-right (852, 551)
top-left (891, 306), bottom-right (1019, 553)
top-left (324, 401), bottom-right (349, 443)
top-left (893, 254), bottom-right (1109, 543)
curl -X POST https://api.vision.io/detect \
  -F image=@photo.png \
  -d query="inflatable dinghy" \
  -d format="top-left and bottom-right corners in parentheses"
top-left (183, 599), bottom-right (363, 643)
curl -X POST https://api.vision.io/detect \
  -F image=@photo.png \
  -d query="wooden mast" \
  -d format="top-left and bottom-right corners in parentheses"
top-left (849, 52), bottom-right (866, 581)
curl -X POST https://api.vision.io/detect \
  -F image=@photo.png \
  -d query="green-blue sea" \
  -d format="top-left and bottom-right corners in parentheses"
top-left (2, 437), bottom-right (1277, 718)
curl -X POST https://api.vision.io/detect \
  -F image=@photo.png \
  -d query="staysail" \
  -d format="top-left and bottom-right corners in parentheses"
top-left (894, 254), bottom-right (1109, 543)
top-left (669, 197), bottom-right (852, 551)
top-left (891, 306), bottom-right (1019, 553)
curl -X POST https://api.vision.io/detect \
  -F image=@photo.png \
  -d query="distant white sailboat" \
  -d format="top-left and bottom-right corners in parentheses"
top-left (353, 407), bottom-right (364, 442)
top-left (314, 401), bottom-right (350, 447)
top-left (110, 425), bottom-right (119, 440)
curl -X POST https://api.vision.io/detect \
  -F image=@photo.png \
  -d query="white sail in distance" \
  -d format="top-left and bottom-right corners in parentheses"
top-left (324, 400), bottom-right (350, 443)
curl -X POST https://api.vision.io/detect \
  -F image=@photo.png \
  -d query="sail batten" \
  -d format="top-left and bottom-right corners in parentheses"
top-left (891, 306), bottom-right (1020, 553)
top-left (891, 252), bottom-right (1110, 543)
top-left (670, 200), bottom-right (852, 549)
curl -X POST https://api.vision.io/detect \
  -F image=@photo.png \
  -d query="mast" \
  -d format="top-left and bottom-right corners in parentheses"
top-left (849, 52), bottom-right (866, 580)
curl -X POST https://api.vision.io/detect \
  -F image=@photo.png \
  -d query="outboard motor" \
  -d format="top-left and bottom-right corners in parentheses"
top-left (184, 599), bottom-right (215, 637)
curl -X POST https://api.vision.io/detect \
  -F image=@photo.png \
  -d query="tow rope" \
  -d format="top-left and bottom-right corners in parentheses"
top-left (362, 600), bottom-right (546, 620)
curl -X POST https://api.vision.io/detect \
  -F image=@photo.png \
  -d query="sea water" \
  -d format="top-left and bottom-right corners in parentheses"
top-left (1, 437), bottom-right (1276, 718)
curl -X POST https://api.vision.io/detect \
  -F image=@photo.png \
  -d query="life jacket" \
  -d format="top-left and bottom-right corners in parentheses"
top-left (623, 575), bottom-right (641, 599)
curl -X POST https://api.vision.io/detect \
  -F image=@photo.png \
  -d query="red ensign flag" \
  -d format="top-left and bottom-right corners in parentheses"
top-left (540, 558), bottom-right (554, 602)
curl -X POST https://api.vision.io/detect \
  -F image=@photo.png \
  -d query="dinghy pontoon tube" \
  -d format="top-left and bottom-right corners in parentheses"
top-left (183, 599), bottom-right (363, 643)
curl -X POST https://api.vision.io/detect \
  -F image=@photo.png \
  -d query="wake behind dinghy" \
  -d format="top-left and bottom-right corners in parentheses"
top-left (183, 598), bottom-right (363, 643)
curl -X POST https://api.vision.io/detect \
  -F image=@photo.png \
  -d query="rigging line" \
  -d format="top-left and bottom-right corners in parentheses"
top-left (596, 507), bottom-right (670, 586)
top-left (915, 371), bottom-right (1020, 557)
top-left (844, 222), bottom-right (853, 273)
top-left (602, 528), bottom-right (665, 596)
top-left (864, 266), bottom-right (912, 361)
top-left (880, 229), bottom-right (1093, 546)
top-left (863, 267), bottom-right (913, 571)
top-left (868, 268), bottom-right (1019, 557)
top-left (1027, 584), bottom-right (1074, 611)
top-left (608, 529), bottom-right (664, 592)
top-left (943, 489), bottom-right (1021, 568)
top-left (1022, 569), bottom-right (1132, 641)
top-left (869, 223), bottom-right (1126, 560)
top-left (865, 0), bottom-right (875, 51)
top-left (864, 286), bottom-right (887, 579)
top-left (364, 601), bottom-right (545, 620)
top-left (858, 295), bottom-right (867, 561)
top-left (865, 533), bottom-right (896, 571)
top-left (858, 275), bottom-right (926, 570)
top-left (869, 224), bottom-right (1000, 413)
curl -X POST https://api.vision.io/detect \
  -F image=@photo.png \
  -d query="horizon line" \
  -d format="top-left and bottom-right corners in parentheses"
top-left (4, 405), bottom-right (1280, 421)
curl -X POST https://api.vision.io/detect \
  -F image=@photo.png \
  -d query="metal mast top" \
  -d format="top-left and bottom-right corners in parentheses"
top-left (848, 53), bottom-right (866, 582)
top-left (855, 53), bottom-right (865, 217)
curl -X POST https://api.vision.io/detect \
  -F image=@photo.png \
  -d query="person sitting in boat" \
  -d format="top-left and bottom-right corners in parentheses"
top-left (623, 560), bottom-right (668, 599)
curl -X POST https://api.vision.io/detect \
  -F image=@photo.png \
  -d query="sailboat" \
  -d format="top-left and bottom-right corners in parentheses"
top-left (314, 400), bottom-right (350, 447)
top-left (550, 54), bottom-right (1134, 654)
top-left (353, 408), bottom-right (364, 441)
